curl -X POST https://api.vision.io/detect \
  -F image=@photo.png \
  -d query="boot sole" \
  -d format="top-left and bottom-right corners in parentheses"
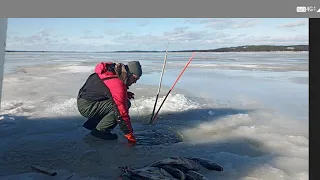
top-left (90, 131), bottom-right (118, 140)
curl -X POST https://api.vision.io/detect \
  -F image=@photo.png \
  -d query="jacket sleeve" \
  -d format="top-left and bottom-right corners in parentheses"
top-left (106, 79), bottom-right (133, 135)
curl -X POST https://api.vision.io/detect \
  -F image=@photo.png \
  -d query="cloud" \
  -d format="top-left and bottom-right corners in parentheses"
top-left (277, 19), bottom-right (308, 28)
top-left (6, 42), bottom-right (111, 52)
top-left (105, 29), bottom-right (125, 36)
top-left (183, 18), bottom-right (207, 24)
top-left (173, 26), bottom-right (190, 32)
top-left (82, 30), bottom-right (92, 34)
top-left (62, 38), bottom-right (69, 42)
top-left (245, 35), bottom-right (308, 45)
top-left (7, 30), bottom-right (53, 45)
top-left (137, 19), bottom-right (150, 27)
top-left (104, 18), bottom-right (123, 23)
top-left (6, 37), bottom-right (118, 51)
top-left (115, 34), bottom-right (160, 45)
top-left (206, 19), bottom-right (259, 29)
top-left (231, 19), bottom-right (259, 28)
top-left (6, 29), bottom-right (116, 51)
top-left (80, 35), bottom-right (104, 39)
top-left (112, 28), bottom-right (208, 44)
top-left (161, 28), bottom-right (208, 42)
top-left (110, 27), bottom-right (244, 50)
top-left (78, 30), bottom-right (104, 39)
top-left (237, 33), bottom-right (248, 37)
top-left (184, 18), bottom-right (259, 30)
top-left (6, 20), bottom-right (308, 51)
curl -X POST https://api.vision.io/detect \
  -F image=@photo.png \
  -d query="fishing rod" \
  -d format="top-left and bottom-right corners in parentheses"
top-left (150, 52), bottom-right (197, 124)
top-left (149, 43), bottom-right (169, 123)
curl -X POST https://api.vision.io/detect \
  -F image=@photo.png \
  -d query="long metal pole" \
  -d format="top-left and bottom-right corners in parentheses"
top-left (149, 44), bottom-right (169, 123)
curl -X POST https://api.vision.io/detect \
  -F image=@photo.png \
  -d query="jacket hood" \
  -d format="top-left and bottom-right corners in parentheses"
top-left (95, 62), bottom-right (115, 75)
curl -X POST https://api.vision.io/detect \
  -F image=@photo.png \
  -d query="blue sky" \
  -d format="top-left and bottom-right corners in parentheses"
top-left (6, 18), bottom-right (308, 51)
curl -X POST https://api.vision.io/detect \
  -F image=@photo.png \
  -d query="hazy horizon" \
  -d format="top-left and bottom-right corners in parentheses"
top-left (5, 44), bottom-right (309, 53)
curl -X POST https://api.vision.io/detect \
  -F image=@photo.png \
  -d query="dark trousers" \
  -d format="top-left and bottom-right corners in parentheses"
top-left (77, 97), bottom-right (131, 131)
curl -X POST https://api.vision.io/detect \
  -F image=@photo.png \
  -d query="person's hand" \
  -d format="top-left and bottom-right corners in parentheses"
top-left (124, 133), bottom-right (137, 144)
top-left (127, 91), bottom-right (135, 99)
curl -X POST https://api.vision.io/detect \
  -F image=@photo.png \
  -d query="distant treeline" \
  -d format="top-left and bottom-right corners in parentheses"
top-left (174, 45), bottom-right (308, 52)
top-left (110, 45), bottom-right (309, 53)
top-left (5, 45), bottom-right (308, 53)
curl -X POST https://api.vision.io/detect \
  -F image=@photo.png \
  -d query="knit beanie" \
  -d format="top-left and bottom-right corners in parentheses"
top-left (127, 61), bottom-right (142, 77)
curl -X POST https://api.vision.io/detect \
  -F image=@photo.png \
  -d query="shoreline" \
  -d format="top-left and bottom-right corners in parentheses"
top-left (5, 51), bottom-right (309, 54)
top-left (5, 45), bottom-right (309, 53)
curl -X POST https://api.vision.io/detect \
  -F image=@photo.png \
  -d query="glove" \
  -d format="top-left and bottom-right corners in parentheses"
top-left (127, 91), bottom-right (135, 99)
top-left (124, 133), bottom-right (137, 144)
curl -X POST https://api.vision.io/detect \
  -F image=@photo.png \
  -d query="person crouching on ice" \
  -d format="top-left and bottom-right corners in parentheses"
top-left (77, 61), bottom-right (142, 144)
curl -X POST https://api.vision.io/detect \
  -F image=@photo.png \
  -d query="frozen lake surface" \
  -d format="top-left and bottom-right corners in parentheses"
top-left (0, 51), bottom-right (308, 180)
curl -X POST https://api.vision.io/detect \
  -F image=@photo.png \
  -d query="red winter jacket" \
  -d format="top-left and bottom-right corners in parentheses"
top-left (79, 62), bottom-right (133, 134)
